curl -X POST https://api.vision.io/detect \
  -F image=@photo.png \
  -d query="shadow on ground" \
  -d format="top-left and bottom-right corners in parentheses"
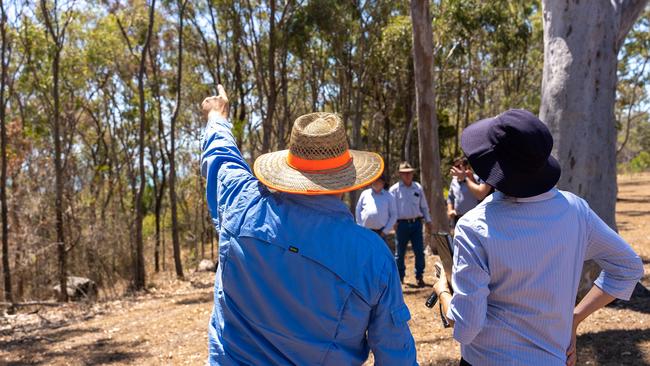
top-left (617, 197), bottom-right (650, 204)
top-left (607, 283), bottom-right (650, 314)
top-left (1, 325), bottom-right (149, 365)
top-left (618, 210), bottom-right (650, 217)
top-left (578, 328), bottom-right (650, 366)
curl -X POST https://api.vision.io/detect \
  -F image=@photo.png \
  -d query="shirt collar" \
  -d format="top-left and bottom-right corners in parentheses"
top-left (496, 188), bottom-right (558, 203)
top-left (282, 193), bottom-right (352, 218)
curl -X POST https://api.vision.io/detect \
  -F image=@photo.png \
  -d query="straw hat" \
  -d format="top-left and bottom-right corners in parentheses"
top-left (253, 112), bottom-right (384, 195)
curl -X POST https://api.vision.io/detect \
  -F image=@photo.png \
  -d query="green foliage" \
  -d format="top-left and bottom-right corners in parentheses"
top-left (629, 151), bottom-right (650, 172)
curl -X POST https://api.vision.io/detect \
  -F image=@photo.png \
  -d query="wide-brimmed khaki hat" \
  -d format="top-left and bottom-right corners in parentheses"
top-left (398, 161), bottom-right (416, 173)
top-left (253, 113), bottom-right (384, 195)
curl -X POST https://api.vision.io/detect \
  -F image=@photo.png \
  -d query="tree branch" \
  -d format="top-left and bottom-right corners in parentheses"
top-left (617, 0), bottom-right (649, 50)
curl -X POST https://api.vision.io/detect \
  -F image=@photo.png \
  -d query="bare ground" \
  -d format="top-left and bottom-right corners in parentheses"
top-left (2, 173), bottom-right (650, 365)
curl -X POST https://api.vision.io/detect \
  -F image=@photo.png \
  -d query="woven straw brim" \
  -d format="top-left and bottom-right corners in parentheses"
top-left (253, 150), bottom-right (384, 195)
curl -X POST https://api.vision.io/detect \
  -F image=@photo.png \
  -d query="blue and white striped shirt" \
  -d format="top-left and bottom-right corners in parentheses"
top-left (448, 189), bottom-right (643, 366)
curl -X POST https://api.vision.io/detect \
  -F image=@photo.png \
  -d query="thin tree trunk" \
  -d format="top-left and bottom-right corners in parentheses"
top-left (617, 56), bottom-right (648, 156)
top-left (278, 47), bottom-right (289, 149)
top-left (454, 69), bottom-right (462, 157)
top-left (540, 0), bottom-right (648, 298)
top-left (148, 43), bottom-right (167, 274)
top-left (40, 0), bottom-right (69, 302)
top-left (149, 144), bottom-right (163, 273)
top-left (261, 0), bottom-right (277, 153)
top-left (0, 0), bottom-right (13, 311)
top-left (232, 9), bottom-right (246, 147)
top-left (383, 109), bottom-right (391, 180)
top-left (402, 63), bottom-right (415, 163)
top-left (410, 0), bottom-right (448, 232)
top-left (134, 0), bottom-right (157, 289)
top-left (169, 0), bottom-right (187, 279)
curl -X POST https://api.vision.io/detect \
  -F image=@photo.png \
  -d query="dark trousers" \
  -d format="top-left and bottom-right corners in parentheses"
top-left (395, 219), bottom-right (425, 280)
top-left (460, 358), bottom-right (472, 366)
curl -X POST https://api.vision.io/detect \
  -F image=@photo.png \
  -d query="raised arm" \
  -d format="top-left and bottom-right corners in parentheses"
top-left (200, 85), bottom-right (258, 226)
top-left (465, 172), bottom-right (491, 200)
top-left (450, 166), bottom-right (490, 201)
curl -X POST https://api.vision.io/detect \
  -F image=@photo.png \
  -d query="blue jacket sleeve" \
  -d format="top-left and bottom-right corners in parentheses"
top-left (367, 259), bottom-right (417, 365)
top-left (200, 114), bottom-right (259, 229)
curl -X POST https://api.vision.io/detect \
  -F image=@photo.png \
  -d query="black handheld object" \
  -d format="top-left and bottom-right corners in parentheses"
top-left (425, 263), bottom-right (451, 328)
top-left (425, 264), bottom-right (442, 308)
top-left (425, 291), bottom-right (438, 308)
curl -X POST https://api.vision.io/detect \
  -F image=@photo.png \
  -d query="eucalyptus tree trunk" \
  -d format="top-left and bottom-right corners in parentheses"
top-left (540, 0), bottom-right (648, 298)
top-left (0, 0), bottom-right (13, 310)
top-left (148, 45), bottom-right (166, 273)
top-left (169, 0), bottom-right (187, 279)
top-left (134, 0), bottom-right (157, 290)
top-left (410, 0), bottom-right (448, 232)
top-left (261, 1), bottom-right (277, 153)
top-left (41, 0), bottom-right (70, 302)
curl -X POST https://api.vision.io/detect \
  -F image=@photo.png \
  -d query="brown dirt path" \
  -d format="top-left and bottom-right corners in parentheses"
top-left (2, 173), bottom-right (650, 365)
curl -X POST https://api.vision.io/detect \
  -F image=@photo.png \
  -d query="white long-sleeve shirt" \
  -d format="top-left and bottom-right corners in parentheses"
top-left (355, 188), bottom-right (398, 235)
top-left (389, 181), bottom-right (432, 222)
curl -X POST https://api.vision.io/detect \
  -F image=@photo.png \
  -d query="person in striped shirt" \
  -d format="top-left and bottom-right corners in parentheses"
top-left (432, 109), bottom-right (644, 366)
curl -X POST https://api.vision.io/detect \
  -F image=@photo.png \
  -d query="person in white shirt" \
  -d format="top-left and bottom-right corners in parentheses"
top-left (389, 162), bottom-right (433, 287)
top-left (356, 174), bottom-right (397, 245)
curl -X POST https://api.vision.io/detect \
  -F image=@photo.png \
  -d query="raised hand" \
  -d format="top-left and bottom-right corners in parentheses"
top-left (201, 84), bottom-right (230, 121)
top-left (450, 166), bottom-right (467, 181)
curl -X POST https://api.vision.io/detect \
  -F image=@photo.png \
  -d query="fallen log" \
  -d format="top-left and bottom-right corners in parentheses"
top-left (0, 301), bottom-right (61, 308)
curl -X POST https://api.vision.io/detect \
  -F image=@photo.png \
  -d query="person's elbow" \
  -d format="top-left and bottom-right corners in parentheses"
top-left (619, 254), bottom-right (645, 286)
top-left (447, 304), bottom-right (485, 345)
top-left (452, 319), bottom-right (483, 345)
top-left (598, 255), bottom-right (645, 301)
top-left (631, 255), bottom-right (645, 284)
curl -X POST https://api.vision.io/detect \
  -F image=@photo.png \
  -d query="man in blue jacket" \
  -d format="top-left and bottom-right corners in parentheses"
top-left (201, 86), bottom-right (417, 365)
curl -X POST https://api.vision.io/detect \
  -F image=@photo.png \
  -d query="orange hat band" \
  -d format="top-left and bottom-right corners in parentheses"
top-left (287, 150), bottom-right (352, 173)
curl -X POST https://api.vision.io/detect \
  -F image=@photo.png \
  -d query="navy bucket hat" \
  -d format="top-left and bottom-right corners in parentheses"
top-left (460, 109), bottom-right (561, 198)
